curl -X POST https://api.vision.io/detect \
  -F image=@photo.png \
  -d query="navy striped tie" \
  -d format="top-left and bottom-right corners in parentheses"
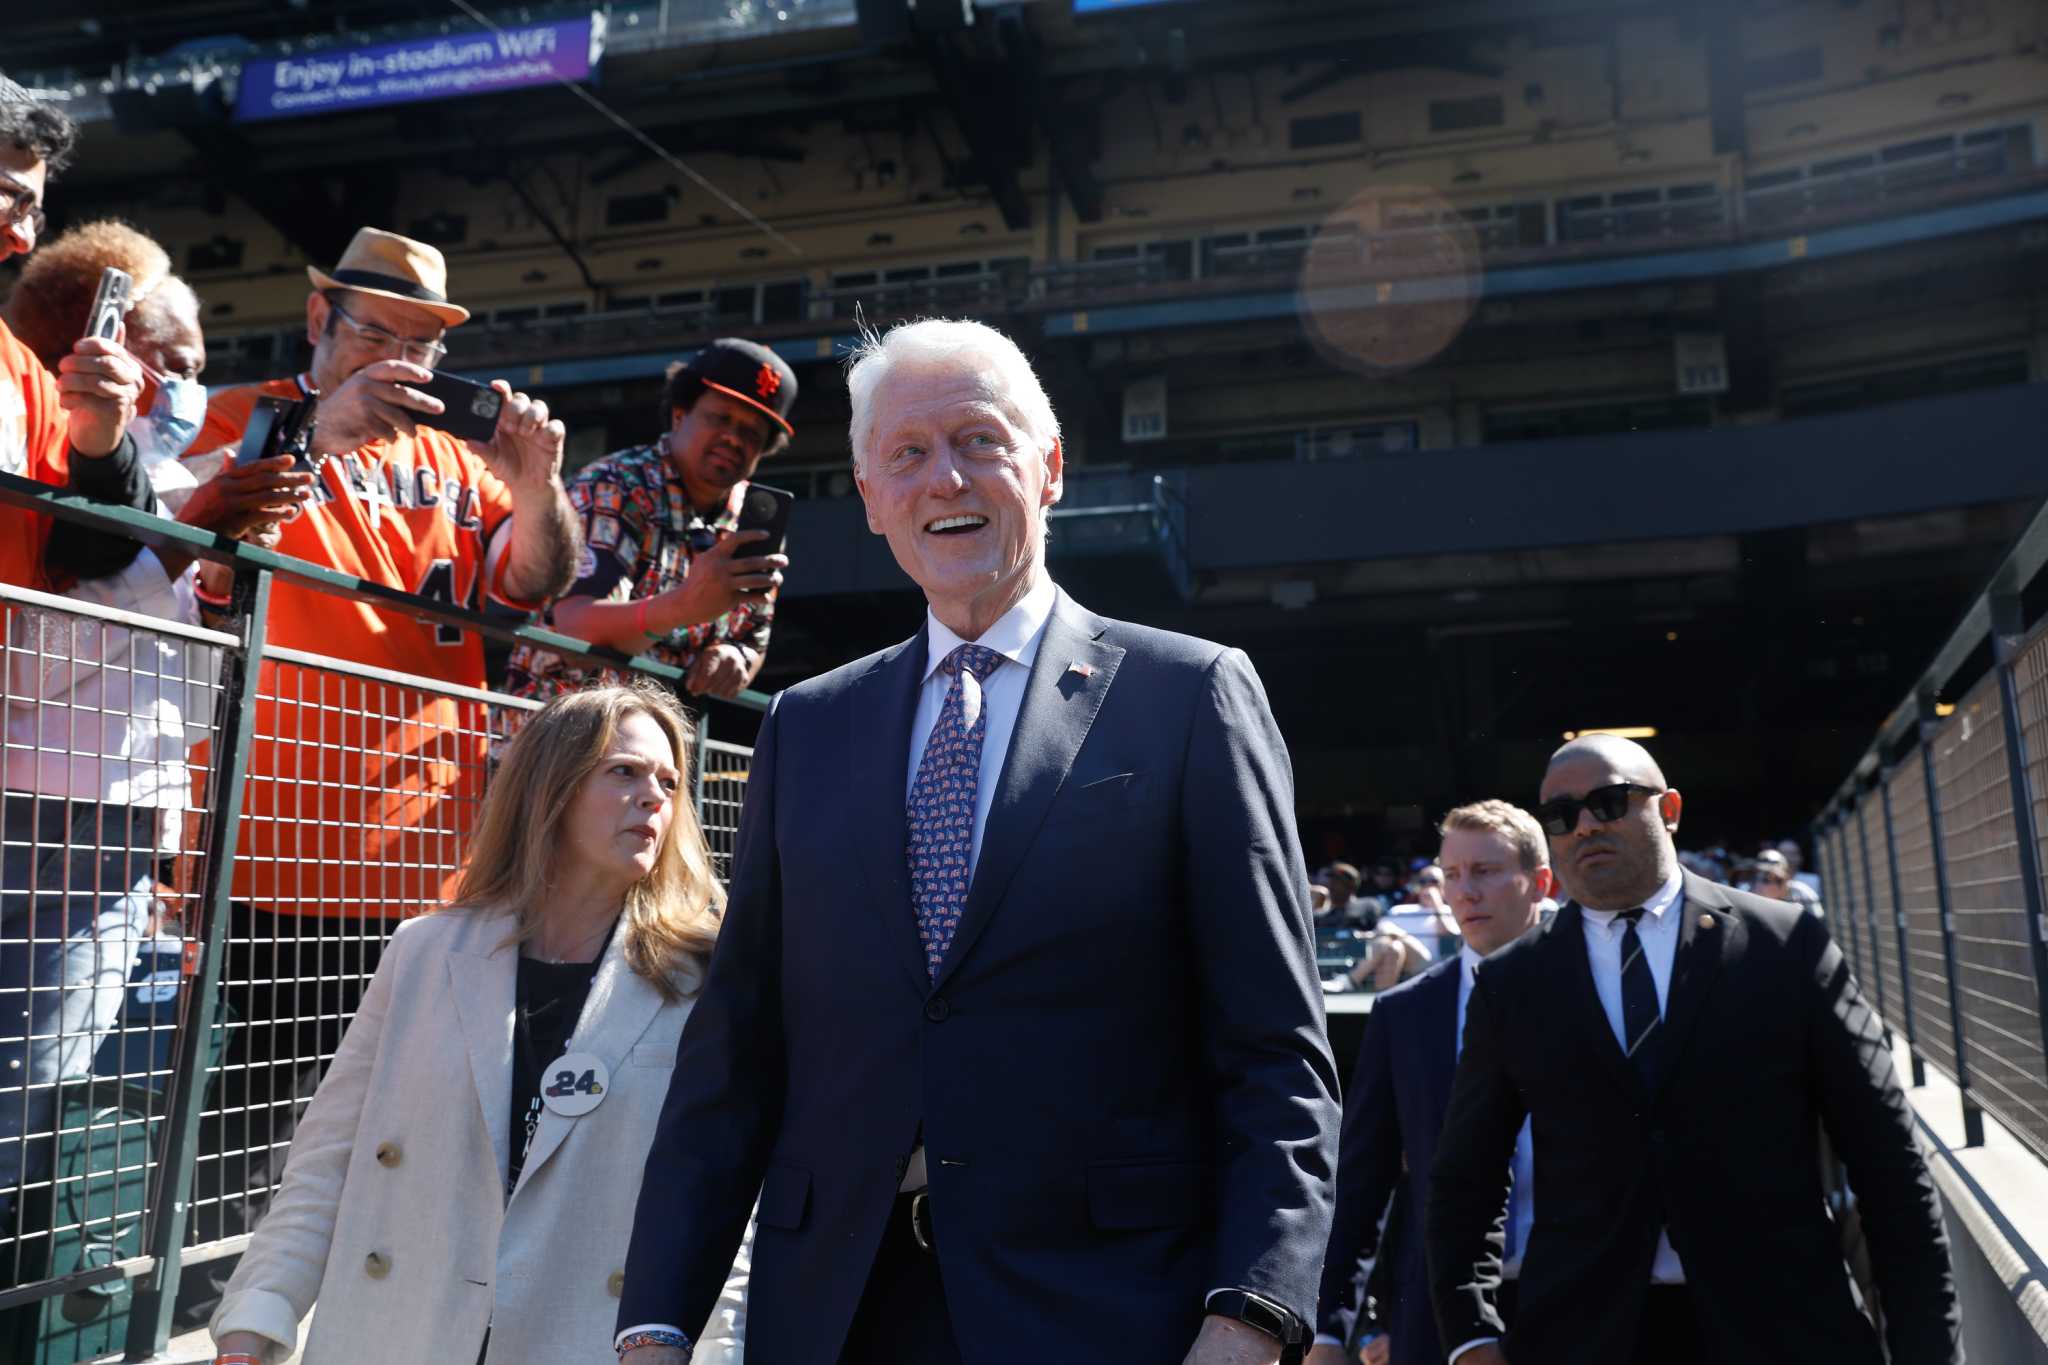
top-left (1616, 908), bottom-right (1661, 1085)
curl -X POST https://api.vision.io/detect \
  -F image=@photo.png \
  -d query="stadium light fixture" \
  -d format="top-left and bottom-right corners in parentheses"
top-left (1561, 726), bottom-right (1659, 741)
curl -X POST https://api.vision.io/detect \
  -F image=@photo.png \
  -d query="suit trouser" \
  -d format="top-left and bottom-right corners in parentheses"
top-left (1630, 1285), bottom-right (1698, 1365)
top-left (840, 1192), bottom-right (961, 1365)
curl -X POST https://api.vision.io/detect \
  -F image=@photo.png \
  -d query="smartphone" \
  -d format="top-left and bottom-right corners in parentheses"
top-left (417, 371), bottom-right (504, 444)
top-left (86, 266), bottom-right (132, 344)
top-left (733, 482), bottom-right (794, 559)
top-left (234, 396), bottom-right (319, 472)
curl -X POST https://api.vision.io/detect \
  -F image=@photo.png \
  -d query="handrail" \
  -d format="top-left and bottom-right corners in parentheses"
top-left (0, 471), bottom-right (771, 712)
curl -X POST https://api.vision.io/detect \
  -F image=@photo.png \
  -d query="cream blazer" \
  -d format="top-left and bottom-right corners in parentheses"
top-left (211, 908), bottom-right (747, 1365)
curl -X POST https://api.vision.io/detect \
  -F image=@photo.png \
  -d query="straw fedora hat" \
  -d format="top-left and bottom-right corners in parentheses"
top-left (307, 227), bottom-right (470, 327)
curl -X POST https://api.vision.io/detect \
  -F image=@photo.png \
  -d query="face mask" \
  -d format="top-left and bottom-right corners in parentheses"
top-left (133, 375), bottom-right (207, 468)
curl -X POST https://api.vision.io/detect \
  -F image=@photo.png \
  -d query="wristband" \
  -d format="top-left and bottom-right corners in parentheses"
top-left (216, 1354), bottom-right (264, 1365)
top-left (617, 1329), bottom-right (691, 1359)
top-left (192, 577), bottom-right (234, 608)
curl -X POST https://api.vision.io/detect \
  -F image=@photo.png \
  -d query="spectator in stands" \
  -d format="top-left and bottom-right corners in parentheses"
top-left (174, 226), bottom-right (577, 1323)
top-left (1381, 862), bottom-right (1462, 950)
top-left (1314, 800), bottom-right (1552, 1365)
top-left (209, 685), bottom-right (747, 1365)
top-left (1344, 920), bottom-right (1434, 992)
top-left (1750, 848), bottom-right (1823, 918)
top-left (1323, 861), bottom-right (1373, 925)
top-left (504, 338), bottom-right (794, 702)
top-left (0, 220), bottom-right (311, 1247)
top-left (1429, 734), bottom-right (1958, 1365)
top-left (1370, 859), bottom-right (1405, 904)
top-left (1311, 882), bottom-right (1333, 920)
top-left (1776, 840), bottom-right (1826, 908)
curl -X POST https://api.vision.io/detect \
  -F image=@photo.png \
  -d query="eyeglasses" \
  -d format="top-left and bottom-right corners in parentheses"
top-left (0, 178), bottom-right (45, 241)
top-left (328, 299), bottom-right (447, 368)
top-left (1534, 782), bottom-right (1663, 836)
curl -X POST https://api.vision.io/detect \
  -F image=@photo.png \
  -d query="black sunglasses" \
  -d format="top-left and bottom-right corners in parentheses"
top-left (1535, 782), bottom-right (1662, 836)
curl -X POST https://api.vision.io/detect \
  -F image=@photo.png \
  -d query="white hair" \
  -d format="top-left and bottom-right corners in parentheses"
top-left (845, 316), bottom-right (1061, 471)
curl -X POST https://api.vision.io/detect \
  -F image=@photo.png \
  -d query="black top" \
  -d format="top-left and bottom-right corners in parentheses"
top-left (47, 433), bottom-right (149, 583)
top-left (507, 954), bottom-right (601, 1194)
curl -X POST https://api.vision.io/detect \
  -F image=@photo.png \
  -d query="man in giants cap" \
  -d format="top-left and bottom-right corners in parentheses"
top-left (506, 337), bottom-right (795, 702)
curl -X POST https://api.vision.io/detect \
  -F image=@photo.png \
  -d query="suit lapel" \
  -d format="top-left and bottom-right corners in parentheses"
top-left (1421, 957), bottom-right (1463, 1123)
top-left (850, 632), bottom-right (934, 995)
top-left (1653, 872), bottom-right (1734, 1096)
top-left (1554, 903), bottom-right (1646, 1103)
top-left (932, 592), bottom-right (1125, 993)
top-left (444, 919), bottom-right (516, 1192)
top-left (511, 923), bottom-right (668, 1200)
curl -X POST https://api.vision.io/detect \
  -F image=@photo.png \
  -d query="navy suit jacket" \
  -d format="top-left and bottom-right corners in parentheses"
top-left (1317, 955), bottom-right (1460, 1365)
top-left (619, 589), bottom-right (1341, 1363)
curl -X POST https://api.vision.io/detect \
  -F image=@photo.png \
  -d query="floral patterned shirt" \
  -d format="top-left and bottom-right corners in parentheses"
top-left (503, 440), bottom-right (774, 701)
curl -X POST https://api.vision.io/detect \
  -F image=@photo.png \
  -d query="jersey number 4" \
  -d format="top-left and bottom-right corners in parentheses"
top-left (414, 559), bottom-right (470, 645)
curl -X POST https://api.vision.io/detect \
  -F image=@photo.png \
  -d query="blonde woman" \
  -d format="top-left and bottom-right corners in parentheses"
top-left (209, 684), bottom-right (746, 1365)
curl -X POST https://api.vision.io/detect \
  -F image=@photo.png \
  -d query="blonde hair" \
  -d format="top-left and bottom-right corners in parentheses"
top-left (4, 219), bottom-right (173, 370)
top-left (450, 683), bottom-right (724, 1001)
top-left (1439, 799), bottom-right (1549, 873)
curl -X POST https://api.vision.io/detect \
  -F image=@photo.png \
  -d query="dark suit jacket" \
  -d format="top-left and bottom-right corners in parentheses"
top-left (1426, 873), bottom-right (1960, 1365)
top-left (1318, 956), bottom-right (1462, 1365)
top-left (620, 589), bottom-right (1341, 1363)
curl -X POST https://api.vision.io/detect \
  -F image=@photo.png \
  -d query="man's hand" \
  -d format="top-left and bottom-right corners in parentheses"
top-left (1361, 1334), bottom-right (1391, 1365)
top-left (1182, 1313), bottom-right (1282, 1365)
top-left (471, 380), bottom-right (565, 493)
top-left (619, 1349), bottom-right (689, 1365)
top-left (310, 359), bottom-right (439, 455)
top-left (179, 455), bottom-right (315, 539)
top-left (685, 642), bottom-right (756, 699)
top-left (1455, 1346), bottom-right (1508, 1365)
top-left (651, 529), bottom-right (786, 633)
top-left (57, 335), bottom-right (144, 457)
top-left (1305, 1345), bottom-right (1349, 1365)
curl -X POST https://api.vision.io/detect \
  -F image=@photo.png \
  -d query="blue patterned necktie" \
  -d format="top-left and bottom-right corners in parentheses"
top-left (1616, 908), bottom-right (1662, 1085)
top-left (907, 643), bottom-right (1006, 980)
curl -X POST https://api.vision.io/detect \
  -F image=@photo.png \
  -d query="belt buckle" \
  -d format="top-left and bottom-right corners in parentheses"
top-left (910, 1189), bottom-right (934, 1252)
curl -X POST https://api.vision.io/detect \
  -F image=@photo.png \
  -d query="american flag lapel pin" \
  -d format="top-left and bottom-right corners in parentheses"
top-left (1067, 660), bottom-right (1096, 680)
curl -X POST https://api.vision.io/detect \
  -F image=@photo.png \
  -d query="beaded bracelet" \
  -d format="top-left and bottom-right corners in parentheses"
top-left (617, 1329), bottom-right (692, 1359)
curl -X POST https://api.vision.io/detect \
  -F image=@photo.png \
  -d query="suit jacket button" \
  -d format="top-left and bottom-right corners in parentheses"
top-left (607, 1271), bottom-right (625, 1298)
top-left (376, 1142), bottom-right (401, 1168)
top-left (365, 1251), bottom-right (390, 1279)
top-left (925, 997), bottom-right (951, 1023)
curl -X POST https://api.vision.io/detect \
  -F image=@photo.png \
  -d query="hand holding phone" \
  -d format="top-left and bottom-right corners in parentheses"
top-left (86, 267), bottom-right (131, 345)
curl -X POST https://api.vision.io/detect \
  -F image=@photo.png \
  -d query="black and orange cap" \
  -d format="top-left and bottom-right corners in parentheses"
top-left (682, 337), bottom-right (797, 437)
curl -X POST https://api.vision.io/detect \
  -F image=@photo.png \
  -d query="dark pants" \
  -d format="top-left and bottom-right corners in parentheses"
top-left (173, 904), bottom-right (388, 1326)
top-left (840, 1192), bottom-right (960, 1365)
top-left (1630, 1285), bottom-right (1699, 1365)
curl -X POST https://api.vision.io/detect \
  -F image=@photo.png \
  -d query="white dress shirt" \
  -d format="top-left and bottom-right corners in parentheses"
top-left (1447, 878), bottom-right (1687, 1364)
top-left (898, 577), bottom-right (1056, 1194)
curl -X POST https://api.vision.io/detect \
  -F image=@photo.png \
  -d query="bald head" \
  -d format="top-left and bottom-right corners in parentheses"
top-left (1540, 735), bottom-right (1682, 911)
top-left (1547, 734), bottom-right (1667, 790)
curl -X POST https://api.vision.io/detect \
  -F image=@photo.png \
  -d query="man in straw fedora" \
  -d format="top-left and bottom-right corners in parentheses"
top-left (173, 226), bottom-right (578, 1325)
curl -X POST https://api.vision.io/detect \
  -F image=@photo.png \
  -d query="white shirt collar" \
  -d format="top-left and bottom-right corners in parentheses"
top-left (1459, 943), bottom-right (1484, 983)
top-left (921, 577), bottom-right (1058, 682)
top-left (1580, 870), bottom-right (1685, 929)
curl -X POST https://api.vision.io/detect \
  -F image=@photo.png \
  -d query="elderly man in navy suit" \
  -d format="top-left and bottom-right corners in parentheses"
top-left (616, 318), bottom-right (1340, 1365)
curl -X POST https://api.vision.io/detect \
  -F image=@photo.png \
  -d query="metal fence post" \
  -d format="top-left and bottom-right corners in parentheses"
top-left (1988, 592), bottom-right (2048, 1092)
top-left (1917, 692), bottom-right (1987, 1148)
top-left (1831, 811), bottom-right (1866, 983)
top-left (125, 567), bottom-right (272, 1358)
top-left (1852, 794), bottom-right (1890, 1035)
top-left (1878, 767), bottom-right (1928, 1088)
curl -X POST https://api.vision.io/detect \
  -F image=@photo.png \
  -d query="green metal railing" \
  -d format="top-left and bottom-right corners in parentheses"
top-left (0, 473), bottom-right (763, 1360)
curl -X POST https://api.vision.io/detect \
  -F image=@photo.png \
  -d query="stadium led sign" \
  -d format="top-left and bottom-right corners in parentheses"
top-left (1073, 0), bottom-right (1193, 11)
top-left (235, 15), bottom-right (601, 123)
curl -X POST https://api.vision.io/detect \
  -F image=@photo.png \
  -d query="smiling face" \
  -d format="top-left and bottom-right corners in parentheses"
top-left (669, 388), bottom-right (776, 510)
top-left (1440, 827), bottom-right (1550, 956)
top-left (1540, 741), bottom-right (1682, 911)
top-left (855, 354), bottom-right (1063, 638)
top-left (554, 710), bottom-right (681, 902)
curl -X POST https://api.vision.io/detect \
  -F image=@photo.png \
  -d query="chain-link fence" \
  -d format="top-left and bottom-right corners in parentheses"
top-left (1816, 506), bottom-right (2048, 1170)
top-left (0, 479), bottom-right (762, 1361)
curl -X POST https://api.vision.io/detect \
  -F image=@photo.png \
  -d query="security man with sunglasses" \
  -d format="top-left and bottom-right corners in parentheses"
top-left (1426, 733), bottom-right (1958, 1365)
top-left (506, 338), bottom-right (795, 702)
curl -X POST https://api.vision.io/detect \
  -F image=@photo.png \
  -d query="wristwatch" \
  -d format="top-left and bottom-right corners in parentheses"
top-left (1205, 1288), bottom-right (1308, 1346)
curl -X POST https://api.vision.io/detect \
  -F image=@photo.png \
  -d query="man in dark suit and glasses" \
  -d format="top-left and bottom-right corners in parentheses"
top-left (1426, 735), bottom-right (1959, 1365)
top-left (1310, 800), bottom-right (1554, 1365)
top-left (616, 318), bottom-right (1340, 1365)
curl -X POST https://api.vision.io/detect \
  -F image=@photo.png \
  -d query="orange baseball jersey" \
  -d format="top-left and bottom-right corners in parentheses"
top-left (190, 374), bottom-right (536, 919)
top-left (0, 314), bottom-right (73, 588)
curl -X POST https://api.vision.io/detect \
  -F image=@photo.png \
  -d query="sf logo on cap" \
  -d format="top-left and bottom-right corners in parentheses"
top-left (755, 363), bottom-right (782, 400)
